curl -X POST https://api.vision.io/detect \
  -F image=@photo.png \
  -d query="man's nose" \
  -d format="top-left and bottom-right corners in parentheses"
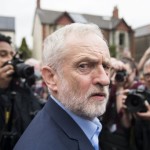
top-left (92, 66), bottom-right (110, 86)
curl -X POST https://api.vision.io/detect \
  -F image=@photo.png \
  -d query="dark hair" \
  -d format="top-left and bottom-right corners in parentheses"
top-left (121, 57), bottom-right (137, 70)
top-left (121, 57), bottom-right (139, 77)
top-left (0, 33), bottom-right (12, 44)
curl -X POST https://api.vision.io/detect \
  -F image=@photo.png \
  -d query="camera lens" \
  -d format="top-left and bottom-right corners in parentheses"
top-left (125, 93), bottom-right (145, 113)
top-left (115, 70), bottom-right (127, 82)
top-left (15, 63), bottom-right (34, 78)
top-left (129, 95), bottom-right (141, 106)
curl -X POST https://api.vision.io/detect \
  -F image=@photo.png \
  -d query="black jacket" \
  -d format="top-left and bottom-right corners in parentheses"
top-left (14, 96), bottom-right (94, 150)
top-left (0, 83), bottom-right (42, 150)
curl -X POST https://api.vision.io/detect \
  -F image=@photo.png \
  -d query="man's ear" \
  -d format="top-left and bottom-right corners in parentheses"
top-left (41, 66), bottom-right (58, 92)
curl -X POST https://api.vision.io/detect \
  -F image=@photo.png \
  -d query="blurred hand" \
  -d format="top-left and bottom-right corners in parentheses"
top-left (138, 47), bottom-right (150, 71)
top-left (110, 58), bottom-right (127, 80)
top-left (116, 88), bottom-right (129, 113)
top-left (0, 64), bottom-right (14, 88)
top-left (116, 88), bottom-right (132, 127)
top-left (136, 100), bottom-right (150, 120)
top-left (111, 57), bottom-right (126, 71)
top-left (144, 47), bottom-right (150, 57)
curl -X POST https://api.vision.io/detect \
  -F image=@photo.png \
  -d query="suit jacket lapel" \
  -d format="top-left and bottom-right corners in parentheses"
top-left (44, 97), bottom-right (94, 150)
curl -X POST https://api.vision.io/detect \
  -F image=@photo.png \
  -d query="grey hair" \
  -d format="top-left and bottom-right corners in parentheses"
top-left (42, 23), bottom-right (105, 69)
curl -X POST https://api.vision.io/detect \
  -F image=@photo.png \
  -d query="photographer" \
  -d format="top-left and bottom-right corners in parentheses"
top-left (116, 58), bottom-right (150, 150)
top-left (130, 58), bottom-right (150, 150)
top-left (0, 34), bottom-right (41, 150)
top-left (100, 57), bottom-right (142, 150)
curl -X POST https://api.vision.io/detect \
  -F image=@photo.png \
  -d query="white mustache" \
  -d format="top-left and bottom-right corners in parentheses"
top-left (84, 86), bottom-right (109, 99)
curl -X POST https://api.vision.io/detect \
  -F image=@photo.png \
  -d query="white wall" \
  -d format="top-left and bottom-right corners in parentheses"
top-left (32, 15), bottom-right (42, 61)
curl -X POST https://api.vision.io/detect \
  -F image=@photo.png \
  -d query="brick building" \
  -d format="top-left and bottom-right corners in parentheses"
top-left (135, 24), bottom-right (150, 61)
top-left (32, 0), bottom-right (134, 61)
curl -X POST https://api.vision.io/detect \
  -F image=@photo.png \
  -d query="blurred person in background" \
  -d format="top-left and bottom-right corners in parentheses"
top-left (138, 47), bottom-right (150, 72)
top-left (142, 58), bottom-right (150, 91)
top-left (99, 57), bottom-right (142, 150)
top-left (132, 58), bottom-right (150, 150)
top-left (0, 33), bottom-right (41, 150)
top-left (33, 78), bottom-right (49, 105)
top-left (25, 58), bottom-right (48, 106)
top-left (100, 56), bottom-right (150, 150)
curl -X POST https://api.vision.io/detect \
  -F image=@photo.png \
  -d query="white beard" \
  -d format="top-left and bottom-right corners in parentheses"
top-left (57, 77), bottom-right (109, 119)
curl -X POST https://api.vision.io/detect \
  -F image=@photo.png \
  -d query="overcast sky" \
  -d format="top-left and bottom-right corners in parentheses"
top-left (0, 0), bottom-right (150, 48)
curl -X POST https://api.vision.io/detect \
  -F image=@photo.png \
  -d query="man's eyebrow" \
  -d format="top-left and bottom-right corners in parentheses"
top-left (0, 50), bottom-right (7, 52)
top-left (103, 58), bottom-right (111, 67)
top-left (77, 55), bottom-right (103, 61)
top-left (75, 57), bottom-right (101, 65)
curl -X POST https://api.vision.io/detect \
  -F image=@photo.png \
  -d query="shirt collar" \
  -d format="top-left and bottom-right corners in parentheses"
top-left (50, 95), bottom-right (102, 142)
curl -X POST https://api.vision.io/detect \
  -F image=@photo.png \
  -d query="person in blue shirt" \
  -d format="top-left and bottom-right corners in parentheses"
top-left (14, 23), bottom-right (111, 150)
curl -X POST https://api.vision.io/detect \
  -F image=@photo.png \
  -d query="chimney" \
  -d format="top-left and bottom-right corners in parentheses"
top-left (112, 6), bottom-right (119, 19)
top-left (37, 0), bottom-right (40, 9)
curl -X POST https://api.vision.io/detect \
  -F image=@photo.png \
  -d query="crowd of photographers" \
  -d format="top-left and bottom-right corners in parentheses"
top-left (99, 49), bottom-right (150, 150)
top-left (0, 32), bottom-right (150, 150)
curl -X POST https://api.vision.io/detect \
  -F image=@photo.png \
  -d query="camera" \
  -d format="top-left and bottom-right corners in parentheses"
top-left (3, 54), bottom-right (34, 79)
top-left (115, 70), bottom-right (127, 82)
top-left (125, 88), bottom-right (150, 113)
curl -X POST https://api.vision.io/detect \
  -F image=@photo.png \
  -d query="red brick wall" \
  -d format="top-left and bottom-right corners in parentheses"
top-left (116, 21), bottom-right (135, 58)
top-left (116, 21), bottom-right (130, 32)
top-left (42, 24), bottom-right (46, 40)
top-left (42, 24), bottom-right (47, 40)
top-left (113, 6), bottom-right (119, 19)
top-left (130, 32), bottom-right (135, 58)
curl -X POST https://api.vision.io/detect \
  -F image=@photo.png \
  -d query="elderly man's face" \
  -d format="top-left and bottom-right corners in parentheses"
top-left (56, 33), bottom-right (111, 119)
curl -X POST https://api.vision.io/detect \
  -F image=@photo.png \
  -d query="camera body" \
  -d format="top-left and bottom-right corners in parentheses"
top-left (3, 55), bottom-right (34, 79)
top-left (125, 88), bottom-right (150, 113)
top-left (115, 70), bottom-right (127, 82)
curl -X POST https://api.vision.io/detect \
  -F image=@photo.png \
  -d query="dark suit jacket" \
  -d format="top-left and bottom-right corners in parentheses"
top-left (13, 96), bottom-right (94, 150)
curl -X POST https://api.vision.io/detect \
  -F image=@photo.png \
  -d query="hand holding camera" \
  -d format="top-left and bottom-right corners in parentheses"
top-left (0, 63), bottom-right (14, 77)
top-left (115, 70), bottom-right (127, 82)
top-left (125, 87), bottom-right (150, 113)
top-left (136, 100), bottom-right (150, 120)
top-left (0, 63), bottom-right (14, 89)
top-left (3, 53), bottom-right (34, 79)
top-left (116, 88), bottom-right (129, 113)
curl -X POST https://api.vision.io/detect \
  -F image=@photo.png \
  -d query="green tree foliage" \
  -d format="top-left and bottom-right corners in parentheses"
top-left (109, 45), bottom-right (116, 57)
top-left (19, 37), bottom-right (32, 60)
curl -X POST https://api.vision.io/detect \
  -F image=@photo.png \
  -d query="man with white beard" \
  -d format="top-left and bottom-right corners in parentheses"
top-left (14, 23), bottom-right (111, 150)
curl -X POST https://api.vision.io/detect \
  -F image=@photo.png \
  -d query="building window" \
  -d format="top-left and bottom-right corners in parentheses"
top-left (119, 33), bottom-right (125, 46)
